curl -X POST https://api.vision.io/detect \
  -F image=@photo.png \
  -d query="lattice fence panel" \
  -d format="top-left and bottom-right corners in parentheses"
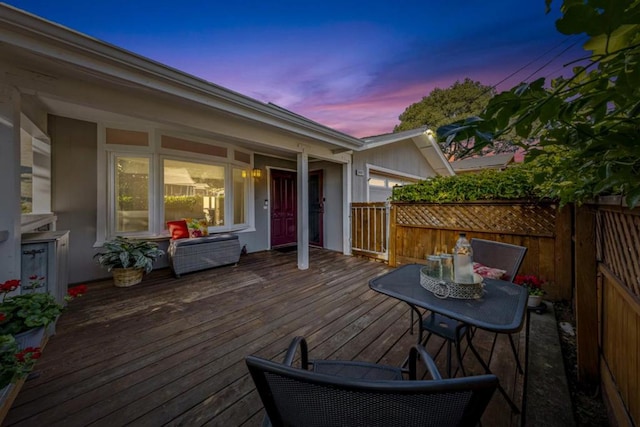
top-left (394, 203), bottom-right (557, 237)
top-left (599, 209), bottom-right (640, 298)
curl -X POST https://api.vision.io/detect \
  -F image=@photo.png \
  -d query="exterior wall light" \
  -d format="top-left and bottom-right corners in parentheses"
top-left (252, 168), bottom-right (262, 179)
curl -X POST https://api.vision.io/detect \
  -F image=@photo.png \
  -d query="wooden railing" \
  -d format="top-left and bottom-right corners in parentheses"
top-left (351, 202), bottom-right (389, 261)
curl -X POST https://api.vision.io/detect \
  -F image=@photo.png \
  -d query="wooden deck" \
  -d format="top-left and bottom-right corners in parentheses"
top-left (3, 248), bottom-right (526, 426)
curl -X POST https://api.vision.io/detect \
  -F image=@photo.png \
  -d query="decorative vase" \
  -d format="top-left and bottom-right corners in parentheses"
top-left (527, 295), bottom-right (543, 308)
top-left (112, 268), bottom-right (144, 287)
top-left (14, 327), bottom-right (46, 350)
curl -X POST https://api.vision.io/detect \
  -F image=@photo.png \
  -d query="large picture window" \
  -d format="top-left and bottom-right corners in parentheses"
top-left (101, 128), bottom-right (253, 240)
top-left (163, 159), bottom-right (225, 226)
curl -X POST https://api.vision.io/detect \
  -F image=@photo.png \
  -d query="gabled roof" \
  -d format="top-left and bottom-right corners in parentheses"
top-left (450, 153), bottom-right (515, 173)
top-left (0, 3), bottom-right (364, 152)
top-left (360, 127), bottom-right (455, 176)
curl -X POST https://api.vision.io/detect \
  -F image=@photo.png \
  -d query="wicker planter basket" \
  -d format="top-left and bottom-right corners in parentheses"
top-left (112, 268), bottom-right (144, 287)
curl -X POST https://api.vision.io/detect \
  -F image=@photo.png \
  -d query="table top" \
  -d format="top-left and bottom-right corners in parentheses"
top-left (369, 264), bottom-right (529, 333)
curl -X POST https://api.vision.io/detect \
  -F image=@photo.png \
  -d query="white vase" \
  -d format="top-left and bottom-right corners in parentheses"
top-left (527, 295), bottom-right (543, 308)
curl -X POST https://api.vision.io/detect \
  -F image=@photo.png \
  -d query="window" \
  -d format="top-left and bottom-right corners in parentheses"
top-left (114, 156), bottom-right (150, 233)
top-left (100, 127), bottom-right (253, 240)
top-left (20, 130), bottom-right (51, 214)
top-left (163, 159), bottom-right (225, 226)
top-left (232, 168), bottom-right (247, 225)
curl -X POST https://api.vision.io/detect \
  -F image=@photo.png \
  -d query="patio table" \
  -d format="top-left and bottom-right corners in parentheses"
top-left (369, 263), bottom-right (529, 413)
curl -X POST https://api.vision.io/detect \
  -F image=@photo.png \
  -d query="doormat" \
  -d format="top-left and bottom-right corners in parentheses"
top-left (274, 245), bottom-right (297, 253)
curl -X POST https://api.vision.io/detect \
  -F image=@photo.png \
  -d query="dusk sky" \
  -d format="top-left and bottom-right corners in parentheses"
top-left (7, 1), bottom-right (587, 137)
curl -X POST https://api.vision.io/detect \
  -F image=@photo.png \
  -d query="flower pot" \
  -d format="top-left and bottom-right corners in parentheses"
top-left (112, 268), bottom-right (144, 287)
top-left (14, 327), bottom-right (46, 350)
top-left (527, 295), bottom-right (543, 308)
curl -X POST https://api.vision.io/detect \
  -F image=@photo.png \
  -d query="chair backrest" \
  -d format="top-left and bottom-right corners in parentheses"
top-left (246, 355), bottom-right (498, 427)
top-left (471, 238), bottom-right (527, 282)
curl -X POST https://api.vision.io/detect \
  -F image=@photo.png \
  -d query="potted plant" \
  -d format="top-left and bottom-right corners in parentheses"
top-left (94, 237), bottom-right (165, 287)
top-left (0, 279), bottom-right (64, 348)
top-left (514, 275), bottom-right (546, 307)
top-left (0, 334), bottom-right (41, 390)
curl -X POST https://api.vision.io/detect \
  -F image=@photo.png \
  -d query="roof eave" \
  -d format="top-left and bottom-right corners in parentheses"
top-left (0, 4), bottom-right (364, 151)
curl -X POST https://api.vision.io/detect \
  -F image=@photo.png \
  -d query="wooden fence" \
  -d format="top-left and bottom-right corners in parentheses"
top-left (388, 201), bottom-right (573, 301)
top-left (352, 199), bottom-right (639, 425)
top-left (576, 201), bottom-right (639, 426)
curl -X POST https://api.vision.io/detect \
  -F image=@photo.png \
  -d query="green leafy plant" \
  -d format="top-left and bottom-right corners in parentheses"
top-left (391, 165), bottom-right (541, 202)
top-left (0, 281), bottom-right (87, 336)
top-left (0, 335), bottom-right (41, 389)
top-left (0, 293), bottom-right (63, 335)
top-left (437, 0), bottom-right (640, 208)
top-left (94, 237), bottom-right (164, 273)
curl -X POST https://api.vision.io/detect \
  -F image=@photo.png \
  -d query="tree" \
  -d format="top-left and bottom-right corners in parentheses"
top-left (438, 0), bottom-right (640, 208)
top-left (395, 79), bottom-right (511, 160)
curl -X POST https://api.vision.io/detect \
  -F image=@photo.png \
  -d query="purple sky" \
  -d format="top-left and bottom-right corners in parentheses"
top-left (7, 1), bottom-right (586, 137)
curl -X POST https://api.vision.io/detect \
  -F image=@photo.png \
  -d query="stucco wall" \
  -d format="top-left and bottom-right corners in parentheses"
top-left (352, 140), bottom-right (436, 202)
top-left (49, 115), bottom-right (107, 283)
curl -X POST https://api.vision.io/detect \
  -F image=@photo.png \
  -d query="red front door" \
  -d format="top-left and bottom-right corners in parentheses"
top-left (271, 169), bottom-right (297, 247)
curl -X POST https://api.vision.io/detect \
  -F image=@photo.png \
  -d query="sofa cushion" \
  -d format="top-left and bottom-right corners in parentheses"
top-left (167, 220), bottom-right (189, 240)
top-left (184, 218), bottom-right (209, 238)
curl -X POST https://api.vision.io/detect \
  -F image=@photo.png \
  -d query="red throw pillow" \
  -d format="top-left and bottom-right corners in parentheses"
top-left (167, 220), bottom-right (189, 240)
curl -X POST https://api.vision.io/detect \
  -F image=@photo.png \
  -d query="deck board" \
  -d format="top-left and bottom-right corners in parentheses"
top-left (4, 249), bottom-right (524, 426)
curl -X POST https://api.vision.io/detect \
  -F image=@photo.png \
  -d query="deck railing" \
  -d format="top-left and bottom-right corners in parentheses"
top-left (350, 202), bottom-right (389, 261)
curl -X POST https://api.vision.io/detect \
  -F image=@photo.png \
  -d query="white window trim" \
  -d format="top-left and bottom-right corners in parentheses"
top-left (96, 124), bottom-right (255, 245)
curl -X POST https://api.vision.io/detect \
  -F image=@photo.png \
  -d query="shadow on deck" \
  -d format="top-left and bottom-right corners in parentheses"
top-left (4, 248), bottom-right (527, 426)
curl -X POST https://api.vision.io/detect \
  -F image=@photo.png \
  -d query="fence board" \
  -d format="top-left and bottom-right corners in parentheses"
top-left (600, 265), bottom-right (640, 426)
top-left (390, 201), bottom-right (572, 301)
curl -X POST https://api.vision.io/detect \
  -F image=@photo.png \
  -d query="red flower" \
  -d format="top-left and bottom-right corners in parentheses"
top-left (66, 284), bottom-right (88, 300)
top-left (514, 274), bottom-right (544, 289)
top-left (0, 313), bottom-right (6, 322)
top-left (29, 275), bottom-right (38, 280)
top-left (15, 347), bottom-right (42, 363)
top-left (0, 279), bottom-right (20, 293)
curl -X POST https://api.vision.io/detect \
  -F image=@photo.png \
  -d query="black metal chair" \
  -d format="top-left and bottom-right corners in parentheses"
top-left (246, 336), bottom-right (498, 427)
top-left (419, 239), bottom-right (527, 377)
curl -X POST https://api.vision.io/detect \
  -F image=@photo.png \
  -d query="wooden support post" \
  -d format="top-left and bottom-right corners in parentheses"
top-left (574, 204), bottom-right (600, 384)
top-left (388, 203), bottom-right (397, 267)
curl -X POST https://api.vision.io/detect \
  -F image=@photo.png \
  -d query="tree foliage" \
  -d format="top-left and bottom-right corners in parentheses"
top-left (438, 0), bottom-right (640, 207)
top-left (395, 79), bottom-right (518, 160)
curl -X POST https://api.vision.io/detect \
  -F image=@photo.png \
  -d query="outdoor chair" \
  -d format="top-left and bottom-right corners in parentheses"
top-left (420, 239), bottom-right (527, 377)
top-left (246, 336), bottom-right (497, 427)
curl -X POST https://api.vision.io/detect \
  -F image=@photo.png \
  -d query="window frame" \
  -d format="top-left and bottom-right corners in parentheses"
top-left (97, 124), bottom-right (254, 245)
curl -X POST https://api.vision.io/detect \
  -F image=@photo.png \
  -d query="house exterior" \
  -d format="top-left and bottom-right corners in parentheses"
top-left (354, 127), bottom-right (454, 202)
top-left (0, 4), bottom-right (452, 284)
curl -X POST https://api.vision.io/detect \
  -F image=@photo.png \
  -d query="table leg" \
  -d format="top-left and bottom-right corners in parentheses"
top-left (464, 327), bottom-right (521, 414)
